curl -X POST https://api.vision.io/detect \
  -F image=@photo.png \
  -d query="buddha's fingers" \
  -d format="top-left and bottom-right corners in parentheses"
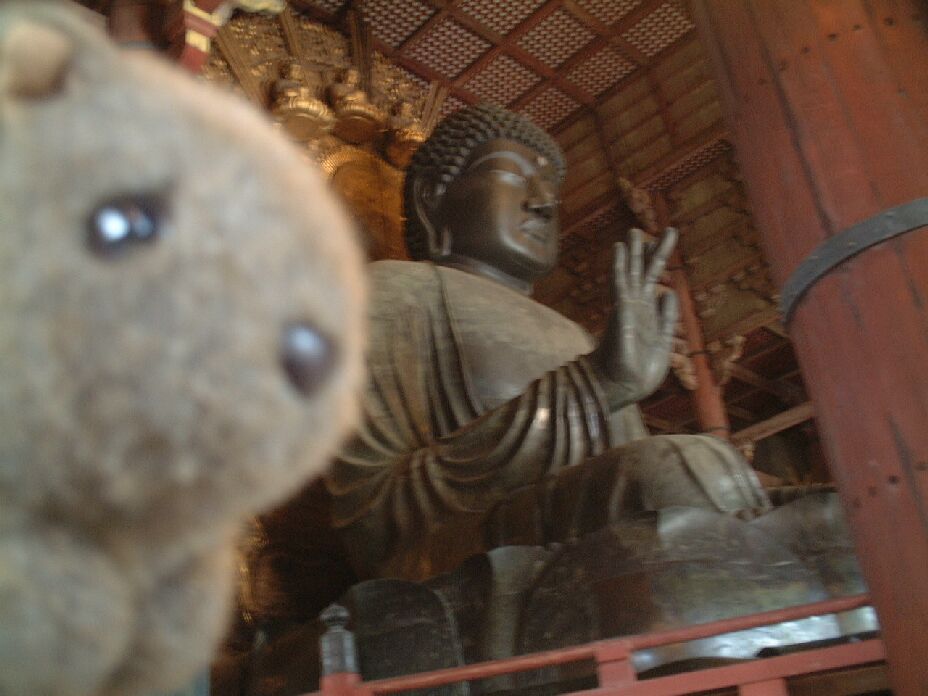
top-left (643, 227), bottom-right (677, 299)
top-left (658, 290), bottom-right (679, 364)
top-left (612, 241), bottom-right (629, 302)
top-left (628, 228), bottom-right (644, 293)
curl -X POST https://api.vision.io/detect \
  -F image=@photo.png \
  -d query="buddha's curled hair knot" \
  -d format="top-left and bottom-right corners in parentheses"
top-left (403, 103), bottom-right (566, 261)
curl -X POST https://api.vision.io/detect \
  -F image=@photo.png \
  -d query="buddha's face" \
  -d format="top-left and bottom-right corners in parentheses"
top-left (433, 138), bottom-right (559, 283)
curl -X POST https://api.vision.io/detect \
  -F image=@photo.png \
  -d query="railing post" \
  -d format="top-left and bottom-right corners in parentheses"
top-left (595, 639), bottom-right (636, 689)
top-left (739, 679), bottom-right (789, 696)
top-left (319, 604), bottom-right (368, 696)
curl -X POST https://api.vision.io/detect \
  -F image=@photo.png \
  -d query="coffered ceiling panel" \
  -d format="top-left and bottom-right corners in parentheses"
top-left (462, 54), bottom-right (541, 105)
top-left (521, 87), bottom-right (580, 131)
top-left (458, 0), bottom-right (547, 36)
top-left (621, 1), bottom-right (694, 57)
top-left (440, 94), bottom-right (467, 117)
top-left (364, 0), bottom-right (433, 49)
top-left (405, 17), bottom-right (491, 79)
top-left (517, 8), bottom-right (595, 68)
top-left (574, 0), bottom-right (644, 26)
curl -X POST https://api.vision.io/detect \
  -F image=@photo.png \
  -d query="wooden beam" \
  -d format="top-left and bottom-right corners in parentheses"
top-left (592, 109), bottom-right (623, 200)
top-left (708, 306), bottom-right (781, 344)
top-left (672, 186), bottom-right (746, 227)
top-left (643, 413), bottom-right (689, 434)
top-left (561, 0), bottom-right (648, 64)
top-left (600, 104), bottom-right (663, 148)
top-left (731, 402), bottom-right (816, 445)
top-left (728, 364), bottom-right (804, 406)
top-left (554, 32), bottom-right (700, 135)
top-left (633, 121), bottom-right (728, 188)
top-left (646, 70), bottom-right (679, 147)
top-left (764, 320), bottom-right (789, 339)
top-left (680, 218), bottom-right (752, 260)
top-left (739, 332), bottom-right (793, 366)
top-left (727, 404), bottom-right (758, 423)
top-left (561, 191), bottom-right (615, 235)
top-left (563, 171), bottom-right (614, 208)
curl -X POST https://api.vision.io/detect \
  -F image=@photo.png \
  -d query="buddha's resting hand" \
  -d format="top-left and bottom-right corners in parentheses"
top-left (589, 227), bottom-right (679, 411)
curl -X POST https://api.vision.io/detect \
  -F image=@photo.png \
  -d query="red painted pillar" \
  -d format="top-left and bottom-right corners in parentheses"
top-left (669, 248), bottom-right (732, 438)
top-left (655, 194), bottom-right (732, 438)
top-left (691, 1), bottom-right (928, 693)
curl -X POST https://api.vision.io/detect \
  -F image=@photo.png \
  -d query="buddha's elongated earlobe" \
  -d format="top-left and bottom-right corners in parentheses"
top-left (412, 177), bottom-right (450, 260)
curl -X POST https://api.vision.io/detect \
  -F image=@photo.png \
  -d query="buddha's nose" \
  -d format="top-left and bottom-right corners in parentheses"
top-left (524, 197), bottom-right (556, 221)
top-left (280, 321), bottom-right (338, 396)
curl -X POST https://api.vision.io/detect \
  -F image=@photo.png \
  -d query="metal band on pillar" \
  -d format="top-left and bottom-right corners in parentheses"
top-left (781, 198), bottom-right (928, 323)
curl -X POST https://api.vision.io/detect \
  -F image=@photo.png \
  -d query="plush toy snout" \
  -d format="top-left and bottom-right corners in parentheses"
top-left (0, 19), bottom-right (73, 99)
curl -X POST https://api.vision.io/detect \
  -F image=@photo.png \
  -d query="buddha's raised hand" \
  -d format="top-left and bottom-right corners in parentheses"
top-left (589, 227), bottom-right (679, 410)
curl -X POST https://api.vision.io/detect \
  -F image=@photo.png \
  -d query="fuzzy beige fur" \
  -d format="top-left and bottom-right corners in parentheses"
top-left (0, 3), bottom-right (366, 694)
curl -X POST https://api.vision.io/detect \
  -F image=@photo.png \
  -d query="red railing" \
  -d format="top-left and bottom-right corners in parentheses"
top-left (311, 594), bottom-right (884, 696)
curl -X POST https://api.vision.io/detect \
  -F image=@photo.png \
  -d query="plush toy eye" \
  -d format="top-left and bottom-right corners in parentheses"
top-left (87, 194), bottom-right (168, 257)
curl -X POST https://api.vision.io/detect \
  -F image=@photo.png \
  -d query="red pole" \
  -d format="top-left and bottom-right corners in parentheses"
top-left (668, 248), bottom-right (732, 437)
top-left (690, 1), bottom-right (928, 692)
top-left (655, 194), bottom-right (732, 437)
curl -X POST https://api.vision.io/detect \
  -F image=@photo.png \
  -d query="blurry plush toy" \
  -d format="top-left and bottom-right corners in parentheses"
top-left (0, 3), bottom-right (366, 695)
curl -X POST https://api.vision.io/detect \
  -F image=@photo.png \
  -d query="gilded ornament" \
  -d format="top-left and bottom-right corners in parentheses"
top-left (270, 60), bottom-right (334, 140)
top-left (327, 67), bottom-right (385, 144)
top-left (384, 100), bottom-right (426, 168)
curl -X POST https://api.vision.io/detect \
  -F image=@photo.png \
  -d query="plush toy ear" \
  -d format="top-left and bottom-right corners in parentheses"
top-left (1, 19), bottom-right (73, 99)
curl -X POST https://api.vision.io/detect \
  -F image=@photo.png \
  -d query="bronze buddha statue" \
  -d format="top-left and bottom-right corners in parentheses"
top-left (326, 104), bottom-right (769, 580)
top-left (228, 106), bottom-right (871, 694)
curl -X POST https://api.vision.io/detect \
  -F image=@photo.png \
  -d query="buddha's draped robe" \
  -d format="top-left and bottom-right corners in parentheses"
top-left (327, 261), bottom-right (767, 577)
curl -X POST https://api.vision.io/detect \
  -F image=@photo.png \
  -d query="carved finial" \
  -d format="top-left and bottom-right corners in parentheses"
top-left (319, 604), bottom-right (358, 675)
top-left (320, 603), bottom-right (350, 630)
top-left (710, 335), bottom-right (746, 386)
top-left (618, 177), bottom-right (659, 234)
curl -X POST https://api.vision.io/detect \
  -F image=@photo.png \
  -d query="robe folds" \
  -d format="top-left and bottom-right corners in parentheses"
top-left (327, 261), bottom-right (766, 578)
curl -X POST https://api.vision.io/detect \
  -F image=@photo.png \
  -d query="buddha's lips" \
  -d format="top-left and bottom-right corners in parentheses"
top-left (521, 219), bottom-right (552, 241)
